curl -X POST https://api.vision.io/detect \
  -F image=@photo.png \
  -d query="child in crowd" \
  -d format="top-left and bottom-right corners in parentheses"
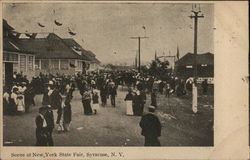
top-left (165, 83), bottom-right (171, 98)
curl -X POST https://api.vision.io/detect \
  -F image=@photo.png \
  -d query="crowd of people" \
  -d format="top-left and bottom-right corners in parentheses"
top-left (3, 72), bottom-right (36, 115)
top-left (3, 70), bottom-right (210, 146)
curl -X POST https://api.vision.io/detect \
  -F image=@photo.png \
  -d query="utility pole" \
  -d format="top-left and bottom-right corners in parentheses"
top-left (131, 49), bottom-right (138, 69)
top-left (130, 36), bottom-right (149, 73)
top-left (189, 4), bottom-right (204, 113)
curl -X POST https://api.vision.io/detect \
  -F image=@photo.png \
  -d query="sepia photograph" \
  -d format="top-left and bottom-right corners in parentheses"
top-left (2, 2), bottom-right (214, 147)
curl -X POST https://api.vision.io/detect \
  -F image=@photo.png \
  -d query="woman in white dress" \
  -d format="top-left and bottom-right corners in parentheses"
top-left (124, 88), bottom-right (134, 115)
top-left (16, 83), bottom-right (26, 113)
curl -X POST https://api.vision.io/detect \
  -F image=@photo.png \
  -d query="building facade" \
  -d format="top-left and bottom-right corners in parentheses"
top-left (175, 52), bottom-right (214, 83)
top-left (3, 20), bottom-right (35, 87)
top-left (18, 33), bottom-right (100, 75)
top-left (3, 19), bottom-right (101, 85)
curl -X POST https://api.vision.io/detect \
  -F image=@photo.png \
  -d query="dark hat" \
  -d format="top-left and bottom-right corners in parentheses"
top-left (38, 106), bottom-right (47, 113)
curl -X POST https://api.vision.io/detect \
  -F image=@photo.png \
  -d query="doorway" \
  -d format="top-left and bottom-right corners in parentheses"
top-left (5, 62), bottom-right (13, 87)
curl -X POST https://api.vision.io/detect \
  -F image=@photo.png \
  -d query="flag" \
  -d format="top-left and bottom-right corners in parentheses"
top-left (15, 33), bottom-right (21, 38)
top-left (176, 45), bottom-right (180, 60)
top-left (54, 20), bottom-right (62, 26)
top-left (38, 23), bottom-right (45, 27)
top-left (68, 28), bottom-right (76, 36)
top-left (25, 33), bottom-right (37, 39)
top-left (25, 33), bottom-right (32, 38)
top-left (69, 31), bottom-right (76, 36)
top-left (30, 33), bottom-right (37, 39)
top-left (73, 46), bottom-right (82, 52)
top-left (12, 31), bottom-right (21, 38)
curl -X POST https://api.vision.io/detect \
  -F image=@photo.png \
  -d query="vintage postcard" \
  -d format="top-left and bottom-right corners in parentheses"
top-left (0, 1), bottom-right (248, 160)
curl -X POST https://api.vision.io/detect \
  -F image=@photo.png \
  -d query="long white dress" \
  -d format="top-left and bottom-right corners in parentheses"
top-left (16, 94), bottom-right (25, 112)
top-left (92, 103), bottom-right (100, 110)
top-left (126, 100), bottom-right (133, 115)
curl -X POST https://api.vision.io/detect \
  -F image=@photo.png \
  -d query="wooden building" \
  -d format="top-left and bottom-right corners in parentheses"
top-left (175, 52), bottom-right (214, 82)
top-left (18, 33), bottom-right (100, 75)
top-left (3, 19), bottom-right (36, 87)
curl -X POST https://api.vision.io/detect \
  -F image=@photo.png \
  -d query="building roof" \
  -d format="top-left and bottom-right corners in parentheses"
top-left (3, 37), bottom-right (35, 54)
top-left (175, 52), bottom-right (214, 66)
top-left (3, 19), bottom-right (14, 31)
top-left (3, 25), bottom-right (101, 62)
top-left (62, 38), bottom-right (100, 63)
top-left (17, 33), bottom-right (83, 59)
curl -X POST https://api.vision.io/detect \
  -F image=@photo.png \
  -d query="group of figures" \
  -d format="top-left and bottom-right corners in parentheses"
top-left (3, 77), bottom-right (36, 115)
top-left (3, 69), bottom-right (210, 146)
top-left (36, 79), bottom-right (74, 146)
top-left (34, 71), bottom-right (165, 146)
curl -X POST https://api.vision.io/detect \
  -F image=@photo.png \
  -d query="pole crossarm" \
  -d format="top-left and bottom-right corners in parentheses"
top-left (157, 55), bottom-right (176, 59)
top-left (189, 15), bottom-right (204, 19)
top-left (130, 37), bottom-right (149, 39)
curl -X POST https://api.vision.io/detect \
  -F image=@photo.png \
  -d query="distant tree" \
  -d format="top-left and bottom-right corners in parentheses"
top-left (141, 65), bottom-right (149, 74)
top-left (103, 63), bottom-right (115, 70)
top-left (147, 58), bottom-right (170, 80)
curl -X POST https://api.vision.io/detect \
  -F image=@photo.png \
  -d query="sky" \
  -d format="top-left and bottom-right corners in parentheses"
top-left (3, 3), bottom-right (214, 66)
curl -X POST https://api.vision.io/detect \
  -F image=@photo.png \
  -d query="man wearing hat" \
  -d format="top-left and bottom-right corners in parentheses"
top-left (44, 104), bottom-right (55, 146)
top-left (42, 80), bottom-right (62, 145)
top-left (139, 105), bottom-right (162, 146)
top-left (35, 107), bottom-right (48, 146)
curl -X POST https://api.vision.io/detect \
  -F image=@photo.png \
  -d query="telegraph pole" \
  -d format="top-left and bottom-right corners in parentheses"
top-left (190, 4), bottom-right (204, 83)
top-left (130, 36), bottom-right (149, 73)
top-left (189, 4), bottom-right (204, 113)
top-left (131, 49), bottom-right (138, 69)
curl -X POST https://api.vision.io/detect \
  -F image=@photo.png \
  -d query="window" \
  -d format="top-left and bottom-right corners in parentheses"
top-left (10, 54), bottom-right (18, 62)
top-left (20, 55), bottom-right (26, 72)
top-left (50, 59), bottom-right (59, 70)
top-left (3, 53), bottom-right (18, 62)
top-left (41, 59), bottom-right (49, 70)
top-left (35, 60), bottom-right (40, 70)
top-left (60, 59), bottom-right (69, 70)
top-left (77, 60), bottom-right (82, 69)
top-left (13, 63), bottom-right (18, 72)
top-left (3, 53), bottom-right (7, 61)
top-left (28, 56), bottom-right (34, 70)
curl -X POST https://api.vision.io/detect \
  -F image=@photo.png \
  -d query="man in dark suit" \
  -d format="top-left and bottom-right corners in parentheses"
top-left (139, 105), bottom-right (162, 146)
top-left (109, 84), bottom-right (117, 107)
top-left (35, 107), bottom-right (48, 146)
top-left (42, 80), bottom-right (62, 145)
top-left (44, 81), bottom-right (62, 123)
top-left (44, 105), bottom-right (55, 146)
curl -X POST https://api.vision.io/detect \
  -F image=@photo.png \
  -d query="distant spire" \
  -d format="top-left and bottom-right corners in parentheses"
top-left (176, 45), bottom-right (180, 60)
top-left (155, 50), bottom-right (157, 60)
